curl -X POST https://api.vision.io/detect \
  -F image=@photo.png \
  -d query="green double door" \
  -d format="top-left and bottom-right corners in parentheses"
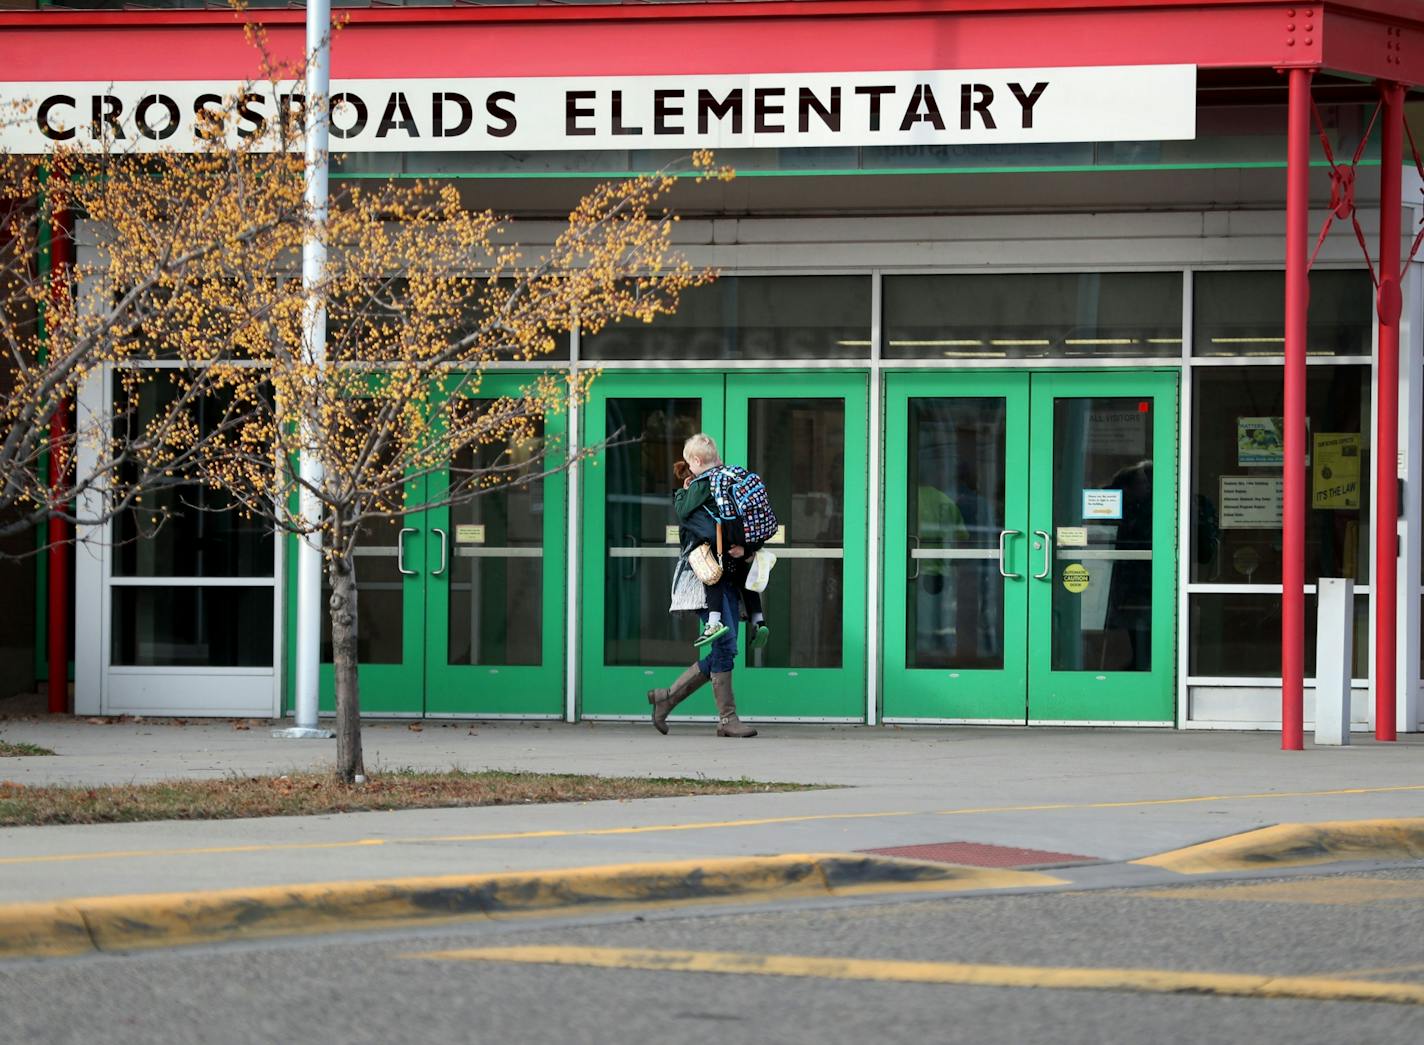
top-left (882, 370), bottom-right (1178, 724)
top-left (580, 372), bottom-right (869, 721)
top-left (289, 376), bottom-right (567, 717)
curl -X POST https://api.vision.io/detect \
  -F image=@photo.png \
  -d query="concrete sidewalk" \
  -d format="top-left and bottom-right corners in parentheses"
top-left (0, 719), bottom-right (1421, 906)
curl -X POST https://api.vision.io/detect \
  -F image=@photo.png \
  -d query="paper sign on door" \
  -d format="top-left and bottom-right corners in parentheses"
top-left (1082, 489), bottom-right (1124, 521)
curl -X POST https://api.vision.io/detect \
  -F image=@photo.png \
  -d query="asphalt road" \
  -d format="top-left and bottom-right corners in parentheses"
top-left (4, 868), bottom-right (1423, 1045)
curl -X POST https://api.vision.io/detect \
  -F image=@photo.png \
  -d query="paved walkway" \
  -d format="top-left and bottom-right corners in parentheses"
top-left (0, 717), bottom-right (1421, 904)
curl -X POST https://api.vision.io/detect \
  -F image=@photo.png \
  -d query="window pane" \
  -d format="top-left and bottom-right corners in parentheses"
top-left (581, 276), bottom-right (871, 360)
top-left (905, 397), bottom-right (1008, 670)
top-left (1190, 592), bottom-right (1368, 679)
top-left (1191, 366), bottom-right (1370, 584)
top-left (113, 377), bottom-right (273, 578)
top-left (1050, 398), bottom-right (1155, 672)
top-left (603, 397), bottom-right (701, 666)
top-left (112, 586), bottom-right (273, 667)
top-left (745, 397), bottom-right (845, 669)
top-left (1193, 270), bottom-right (1372, 356)
top-left (883, 272), bottom-right (1182, 360)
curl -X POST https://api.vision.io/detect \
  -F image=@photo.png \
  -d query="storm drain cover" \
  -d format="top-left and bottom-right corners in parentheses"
top-left (858, 841), bottom-right (1098, 869)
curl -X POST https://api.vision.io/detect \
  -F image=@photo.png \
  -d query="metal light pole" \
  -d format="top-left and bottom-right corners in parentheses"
top-left (276, 0), bottom-right (334, 740)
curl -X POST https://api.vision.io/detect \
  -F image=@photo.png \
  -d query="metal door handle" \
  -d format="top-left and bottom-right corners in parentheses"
top-left (1033, 530), bottom-right (1052, 580)
top-left (998, 529), bottom-right (1022, 579)
top-left (432, 528), bottom-right (448, 576)
top-left (908, 534), bottom-right (920, 580)
top-left (397, 527), bottom-right (417, 576)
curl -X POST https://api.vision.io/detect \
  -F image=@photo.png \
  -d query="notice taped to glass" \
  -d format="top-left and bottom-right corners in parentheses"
top-left (1219, 476), bottom-right (1284, 529)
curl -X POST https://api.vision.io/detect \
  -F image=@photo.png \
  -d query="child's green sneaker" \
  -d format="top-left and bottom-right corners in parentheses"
top-left (749, 623), bottom-right (770, 651)
top-left (693, 621), bottom-right (728, 648)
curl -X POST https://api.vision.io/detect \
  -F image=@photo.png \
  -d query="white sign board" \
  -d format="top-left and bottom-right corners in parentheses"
top-left (1220, 476), bottom-right (1284, 529)
top-left (1082, 489), bottom-right (1124, 520)
top-left (1, 65), bottom-right (1197, 154)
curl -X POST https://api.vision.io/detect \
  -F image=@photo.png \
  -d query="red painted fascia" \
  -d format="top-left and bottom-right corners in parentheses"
top-left (1, 0), bottom-right (1421, 84)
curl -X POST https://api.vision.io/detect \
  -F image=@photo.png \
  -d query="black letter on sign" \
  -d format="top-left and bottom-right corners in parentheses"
top-left (92, 95), bottom-right (125, 140)
top-left (959, 84), bottom-right (996, 130)
top-left (37, 95), bottom-right (76, 141)
top-left (136, 95), bottom-right (180, 141)
top-left (236, 93), bottom-right (267, 140)
top-left (377, 92), bottom-right (419, 138)
top-left (611, 91), bottom-right (642, 136)
top-left (854, 85), bottom-right (894, 132)
top-left (329, 93), bottom-right (369, 139)
top-left (798, 87), bottom-right (841, 133)
top-left (566, 91), bottom-right (595, 136)
top-left (433, 92), bottom-right (473, 138)
top-left (486, 92), bottom-right (516, 138)
top-left (898, 85), bottom-right (946, 132)
top-left (653, 90), bottom-right (684, 136)
top-left (193, 93), bottom-right (224, 141)
top-left (697, 89), bottom-right (742, 134)
top-left (754, 87), bottom-right (785, 134)
top-left (236, 93), bottom-right (266, 139)
top-left (1008, 82), bottom-right (1048, 129)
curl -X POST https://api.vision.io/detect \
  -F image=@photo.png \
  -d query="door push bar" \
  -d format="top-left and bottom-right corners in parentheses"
top-left (998, 529), bottom-right (1022, 579)
top-left (432, 528), bottom-right (448, 576)
top-left (397, 527), bottom-right (418, 576)
top-left (1033, 530), bottom-right (1053, 580)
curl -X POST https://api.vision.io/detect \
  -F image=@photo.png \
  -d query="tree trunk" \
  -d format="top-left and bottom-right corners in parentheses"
top-left (328, 551), bottom-right (365, 782)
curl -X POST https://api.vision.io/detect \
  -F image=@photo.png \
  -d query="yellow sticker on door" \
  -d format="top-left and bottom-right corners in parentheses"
top-left (1061, 562), bottom-right (1091, 593)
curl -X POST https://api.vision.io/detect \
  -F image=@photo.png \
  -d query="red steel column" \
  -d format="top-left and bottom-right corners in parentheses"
top-left (47, 204), bottom-right (72, 716)
top-left (1282, 67), bottom-right (1313, 751)
top-left (1374, 81), bottom-right (1405, 742)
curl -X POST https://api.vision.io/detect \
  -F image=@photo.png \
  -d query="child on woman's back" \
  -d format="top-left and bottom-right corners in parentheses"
top-left (675, 433), bottom-right (768, 651)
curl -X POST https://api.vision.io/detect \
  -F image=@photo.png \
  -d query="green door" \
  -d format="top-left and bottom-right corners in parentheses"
top-left (882, 370), bottom-right (1178, 724)
top-left (882, 372), bottom-right (1031, 721)
top-left (579, 371), bottom-right (868, 721)
top-left (723, 372), bottom-right (868, 719)
top-left (287, 374), bottom-right (567, 718)
top-left (1026, 370), bottom-right (1177, 723)
top-left (424, 374), bottom-right (568, 717)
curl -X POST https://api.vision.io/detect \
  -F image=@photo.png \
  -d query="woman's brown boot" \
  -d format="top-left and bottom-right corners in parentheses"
top-left (647, 664), bottom-right (708, 735)
top-left (711, 671), bottom-right (757, 738)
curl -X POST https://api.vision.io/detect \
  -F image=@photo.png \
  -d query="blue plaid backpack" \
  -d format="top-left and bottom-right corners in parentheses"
top-left (707, 465), bottom-right (779, 546)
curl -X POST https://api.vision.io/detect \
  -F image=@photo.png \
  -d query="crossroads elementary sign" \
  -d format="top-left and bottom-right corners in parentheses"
top-left (6, 66), bottom-right (1196, 153)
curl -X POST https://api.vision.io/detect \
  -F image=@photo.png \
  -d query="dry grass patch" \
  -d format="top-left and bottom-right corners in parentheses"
top-left (0, 769), bottom-right (809, 827)
top-left (0, 740), bottom-right (53, 758)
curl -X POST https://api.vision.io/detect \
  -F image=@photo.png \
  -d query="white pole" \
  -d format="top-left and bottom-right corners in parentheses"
top-left (277, 0), bottom-right (333, 740)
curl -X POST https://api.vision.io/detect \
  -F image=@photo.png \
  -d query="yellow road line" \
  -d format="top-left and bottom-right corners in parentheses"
top-left (1325, 962), bottom-right (1424, 980)
top-left (3, 782), bottom-right (1422, 868)
top-left (1138, 876), bottom-right (1424, 906)
top-left (405, 945), bottom-right (1424, 1007)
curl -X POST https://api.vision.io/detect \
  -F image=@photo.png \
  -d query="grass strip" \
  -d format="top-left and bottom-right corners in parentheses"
top-left (0, 740), bottom-right (55, 758)
top-left (0, 769), bottom-right (808, 827)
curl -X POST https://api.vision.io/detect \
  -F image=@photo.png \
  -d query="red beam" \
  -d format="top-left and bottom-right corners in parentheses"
top-left (46, 204), bottom-right (72, 717)
top-left (1374, 79), bottom-right (1404, 742)
top-left (1282, 66), bottom-right (1312, 752)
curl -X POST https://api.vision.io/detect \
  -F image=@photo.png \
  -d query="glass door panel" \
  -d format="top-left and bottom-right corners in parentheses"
top-left (725, 373), bottom-right (868, 720)
top-left (882, 373), bottom-right (1030, 721)
top-left (306, 481), bottom-right (427, 717)
top-left (1026, 371), bottom-right (1177, 722)
top-left (425, 377), bottom-right (566, 717)
top-left (580, 373), bottom-right (724, 717)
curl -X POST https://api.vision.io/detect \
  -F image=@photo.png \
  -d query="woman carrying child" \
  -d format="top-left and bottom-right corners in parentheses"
top-left (646, 433), bottom-right (761, 739)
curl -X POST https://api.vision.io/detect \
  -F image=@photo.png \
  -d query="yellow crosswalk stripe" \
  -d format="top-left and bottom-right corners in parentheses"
top-left (404, 945), bottom-right (1424, 1006)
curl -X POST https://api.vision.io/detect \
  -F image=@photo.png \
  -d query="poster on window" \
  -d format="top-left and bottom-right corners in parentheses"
top-left (1219, 476), bottom-right (1284, 528)
top-left (1237, 416), bottom-right (1311, 466)
top-left (1312, 432), bottom-right (1361, 509)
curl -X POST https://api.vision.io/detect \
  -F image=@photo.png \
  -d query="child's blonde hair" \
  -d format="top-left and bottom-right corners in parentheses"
top-left (683, 433), bottom-right (720, 467)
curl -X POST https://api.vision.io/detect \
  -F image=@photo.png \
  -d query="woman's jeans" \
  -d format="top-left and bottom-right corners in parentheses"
top-left (698, 582), bottom-right (741, 675)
